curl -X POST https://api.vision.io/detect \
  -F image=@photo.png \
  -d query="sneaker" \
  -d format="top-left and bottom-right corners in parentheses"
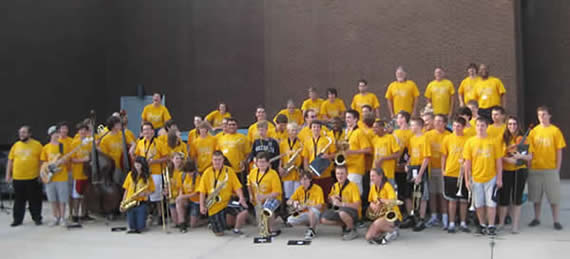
top-left (80, 215), bottom-right (96, 221)
top-left (459, 225), bottom-right (471, 233)
top-left (270, 230), bottom-right (282, 237)
top-left (72, 216), bottom-right (80, 223)
top-left (385, 230), bottom-right (399, 241)
top-left (425, 217), bottom-right (439, 227)
top-left (554, 222), bottom-right (563, 230)
top-left (232, 229), bottom-right (245, 235)
top-left (356, 221), bottom-right (369, 229)
top-left (400, 216), bottom-right (415, 229)
top-left (342, 229), bottom-right (358, 240)
top-left (447, 225), bottom-right (456, 233)
top-left (528, 219), bottom-right (540, 227)
top-left (10, 222), bottom-right (22, 227)
top-left (413, 219), bottom-right (426, 232)
top-left (304, 229), bottom-right (316, 240)
top-left (126, 229), bottom-right (137, 234)
top-left (496, 224), bottom-right (504, 232)
top-left (488, 226), bottom-right (497, 236)
top-left (478, 225), bottom-right (488, 235)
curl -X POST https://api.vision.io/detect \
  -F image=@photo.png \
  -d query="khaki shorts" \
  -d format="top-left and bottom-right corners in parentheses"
top-left (528, 169), bottom-right (560, 205)
top-left (429, 169), bottom-right (444, 194)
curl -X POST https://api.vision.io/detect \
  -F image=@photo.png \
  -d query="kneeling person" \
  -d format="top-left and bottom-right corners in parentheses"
top-left (365, 168), bottom-right (402, 245)
top-left (248, 152), bottom-right (283, 237)
top-left (286, 171), bottom-right (325, 240)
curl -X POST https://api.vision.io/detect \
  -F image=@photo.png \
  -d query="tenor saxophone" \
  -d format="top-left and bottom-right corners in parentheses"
top-left (205, 173), bottom-right (228, 209)
top-left (283, 145), bottom-right (303, 173)
top-left (365, 199), bottom-right (403, 222)
top-left (120, 181), bottom-right (150, 212)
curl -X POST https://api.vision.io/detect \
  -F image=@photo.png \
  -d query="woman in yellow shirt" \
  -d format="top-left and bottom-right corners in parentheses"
top-left (122, 156), bottom-right (155, 233)
top-left (365, 168), bottom-right (402, 245)
top-left (141, 93), bottom-right (172, 131)
top-left (205, 103), bottom-right (231, 131)
top-left (321, 88), bottom-right (346, 121)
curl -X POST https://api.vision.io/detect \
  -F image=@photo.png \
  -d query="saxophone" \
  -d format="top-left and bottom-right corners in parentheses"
top-left (205, 173), bottom-right (228, 209)
top-left (366, 199), bottom-right (403, 222)
top-left (120, 181), bottom-right (150, 212)
top-left (283, 145), bottom-right (303, 173)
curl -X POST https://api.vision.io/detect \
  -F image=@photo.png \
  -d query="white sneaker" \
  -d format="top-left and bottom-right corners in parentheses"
top-left (304, 228), bottom-right (316, 240)
top-left (385, 230), bottom-right (399, 241)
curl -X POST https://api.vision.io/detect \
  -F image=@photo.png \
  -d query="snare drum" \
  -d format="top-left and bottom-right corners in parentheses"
top-left (262, 198), bottom-right (281, 217)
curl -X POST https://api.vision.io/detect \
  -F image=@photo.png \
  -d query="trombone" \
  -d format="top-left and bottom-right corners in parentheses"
top-left (456, 159), bottom-right (465, 197)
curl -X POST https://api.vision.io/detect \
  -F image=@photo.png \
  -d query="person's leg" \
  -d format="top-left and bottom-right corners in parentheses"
top-left (365, 219), bottom-right (382, 240)
top-left (235, 210), bottom-right (248, 230)
top-left (169, 205), bottom-right (178, 225)
top-left (543, 170), bottom-right (561, 225)
top-left (527, 170), bottom-right (543, 223)
top-left (448, 200), bottom-right (457, 230)
top-left (29, 179), bottom-right (43, 223)
top-left (136, 203), bottom-right (148, 230)
top-left (512, 205), bottom-right (522, 233)
top-left (11, 180), bottom-right (26, 225)
top-left (308, 209), bottom-right (318, 229)
top-left (127, 208), bottom-right (136, 230)
top-left (338, 211), bottom-right (354, 230)
top-left (459, 201), bottom-right (468, 227)
top-left (59, 182), bottom-right (69, 223)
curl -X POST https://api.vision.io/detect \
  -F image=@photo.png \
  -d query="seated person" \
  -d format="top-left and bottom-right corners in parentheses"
top-left (365, 168), bottom-right (402, 245)
top-left (286, 170), bottom-right (325, 240)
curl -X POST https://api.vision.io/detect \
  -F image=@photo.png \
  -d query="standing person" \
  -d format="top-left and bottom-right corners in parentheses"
top-left (100, 116), bottom-right (135, 185)
top-left (425, 114), bottom-right (451, 229)
top-left (320, 165), bottom-right (361, 240)
top-left (406, 118), bottom-right (431, 232)
top-left (474, 64), bottom-right (506, 122)
top-left (248, 121), bottom-right (280, 170)
top-left (321, 88), bottom-right (347, 121)
top-left (205, 102), bottom-right (231, 132)
top-left (122, 156), bottom-right (155, 234)
top-left (190, 121), bottom-right (217, 173)
top-left (248, 106), bottom-right (276, 143)
top-left (365, 168), bottom-right (402, 245)
top-left (274, 99), bottom-right (303, 125)
top-left (527, 106), bottom-right (566, 230)
top-left (217, 117), bottom-right (250, 188)
top-left (351, 79), bottom-right (381, 118)
top-left (302, 88), bottom-right (325, 120)
top-left (385, 66), bottom-right (420, 117)
top-left (458, 63), bottom-right (481, 107)
top-left (392, 111), bottom-right (415, 227)
top-left (286, 171), bottom-right (325, 240)
top-left (69, 123), bottom-right (93, 223)
top-left (274, 114), bottom-right (289, 143)
top-left (466, 100), bottom-right (480, 128)
top-left (6, 126), bottom-right (43, 227)
top-left (371, 120), bottom-right (401, 188)
top-left (198, 151), bottom-right (248, 236)
top-left (487, 106), bottom-right (507, 139)
top-left (441, 117), bottom-right (471, 233)
top-left (187, 116), bottom-right (204, 149)
top-left (498, 116), bottom-right (531, 233)
top-left (163, 127), bottom-right (188, 159)
top-left (425, 67), bottom-right (455, 121)
top-left (279, 122), bottom-right (303, 200)
top-left (141, 93), bottom-right (172, 132)
top-left (343, 110), bottom-right (372, 195)
top-left (303, 121), bottom-right (337, 197)
top-left (457, 107), bottom-right (477, 137)
top-left (463, 117), bottom-right (503, 236)
top-left (41, 126), bottom-right (70, 226)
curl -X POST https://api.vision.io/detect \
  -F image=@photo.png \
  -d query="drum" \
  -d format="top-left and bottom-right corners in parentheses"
top-left (262, 198), bottom-right (281, 217)
top-left (309, 157), bottom-right (330, 177)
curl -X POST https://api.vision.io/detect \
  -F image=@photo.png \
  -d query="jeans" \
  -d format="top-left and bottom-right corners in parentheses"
top-left (12, 178), bottom-right (43, 224)
top-left (127, 202), bottom-right (148, 231)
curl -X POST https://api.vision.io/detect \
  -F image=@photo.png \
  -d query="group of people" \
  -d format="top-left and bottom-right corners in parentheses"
top-left (5, 63), bottom-right (566, 245)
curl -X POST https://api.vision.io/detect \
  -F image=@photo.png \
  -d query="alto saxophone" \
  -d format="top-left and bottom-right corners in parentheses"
top-left (205, 173), bottom-right (228, 209)
top-left (366, 199), bottom-right (403, 222)
top-left (283, 145), bottom-right (303, 173)
top-left (120, 181), bottom-right (150, 212)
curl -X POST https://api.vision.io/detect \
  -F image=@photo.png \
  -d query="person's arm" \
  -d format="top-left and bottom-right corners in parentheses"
top-left (412, 97), bottom-right (419, 116)
top-left (5, 159), bottom-right (13, 182)
top-left (234, 187), bottom-right (248, 208)
top-left (464, 160), bottom-right (472, 192)
top-left (458, 94), bottom-right (465, 107)
top-left (346, 147), bottom-right (372, 156)
top-left (387, 99), bottom-right (395, 118)
top-left (441, 154), bottom-right (447, 173)
top-left (556, 149), bottom-right (563, 171)
top-left (199, 192), bottom-right (207, 215)
top-left (495, 158), bottom-right (503, 188)
top-left (375, 108), bottom-right (381, 119)
top-left (448, 98), bottom-right (455, 120)
top-left (415, 157), bottom-right (430, 184)
top-left (501, 94), bottom-right (506, 108)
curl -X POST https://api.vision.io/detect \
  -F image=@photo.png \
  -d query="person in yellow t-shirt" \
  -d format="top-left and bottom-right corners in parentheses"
top-left (6, 125), bottom-right (43, 226)
top-left (527, 106), bottom-right (566, 230)
top-left (163, 129), bottom-right (188, 159)
top-left (69, 123), bottom-right (92, 223)
top-left (406, 117), bottom-right (431, 231)
top-left (474, 64), bottom-right (506, 122)
top-left (365, 168), bottom-right (402, 245)
top-left (247, 106), bottom-right (276, 143)
top-left (205, 102), bottom-right (231, 131)
top-left (466, 100), bottom-right (480, 127)
top-left (425, 68), bottom-right (455, 120)
top-left (279, 122), bottom-right (303, 199)
top-left (487, 106), bottom-right (506, 141)
top-left (198, 151), bottom-right (248, 236)
top-left (351, 79), bottom-right (381, 118)
top-left (190, 121), bottom-right (217, 173)
top-left (392, 111), bottom-right (415, 227)
top-left (441, 117), bottom-right (470, 233)
top-left (218, 118), bottom-right (250, 176)
top-left (187, 116), bottom-right (204, 149)
top-left (41, 126), bottom-right (70, 226)
top-left (122, 156), bottom-right (155, 233)
top-left (360, 111), bottom-right (376, 175)
top-left (343, 110), bottom-right (372, 194)
top-left (321, 88), bottom-right (347, 121)
top-left (425, 114), bottom-right (451, 228)
top-left (303, 121), bottom-right (337, 197)
top-left (371, 120), bottom-right (401, 185)
top-left (297, 109), bottom-right (333, 144)
top-left (458, 63), bottom-right (481, 107)
top-left (302, 88), bottom-right (325, 119)
top-left (170, 154), bottom-right (205, 232)
top-left (274, 99), bottom-right (303, 125)
top-left (273, 114), bottom-right (289, 143)
top-left (463, 117), bottom-right (503, 235)
top-left (286, 171), bottom-right (325, 239)
top-left (457, 107), bottom-right (477, 138)
top-left (141, 93), bottom-right (172, 130)
top-left (385, 66), bottom-right (420, 117)
top-left (100, 116), bottom-right (135, 185)
top-left (320, 165), bottom-right (361, 240)
top-left (248, 152), bottom-right (283, 236)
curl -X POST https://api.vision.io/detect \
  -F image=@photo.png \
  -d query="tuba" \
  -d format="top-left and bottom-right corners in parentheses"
top-left (120, 181), bottom-right (150, 212)
top-left (366, 199), bottom-right (403, 222)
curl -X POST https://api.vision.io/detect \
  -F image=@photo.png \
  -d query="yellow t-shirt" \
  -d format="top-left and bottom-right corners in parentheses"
top-left (393, 128), bottom-right (413, 149)
top-left (487, 123), bottom-right (506, 140)
top-left (134, 138), bottom-right (167, 175)
top-left (274, 109), bottom-right (303, 125)
top-left (187, 129), bottom-right (199, 147)
top-left (297, 126), bottom-right (333, 144)
top-left (474, 76), bottom-right (506, 109)
top-left (141, 104), bottom-right (172, 129)
top-left (40, 143), bottom-right (68, 182)
top-left (463, 136), bottom-right (503, 183)
top-left (425, 129), bottom-right (451, 170)
top-left (205, 110), bottom-right (231, 128)
top-left (162, 140), bottom-right (188, 159)
top-left (217, 133), bottom-right (249, 172)
top-left (247, 168), bottom-right (283, 205)
top-left (385, 80), bottom-right (420, 114)
top-left (329, 181), bottom-right (361, 218)
top-left (190, 135), bottom-right (217, 172)
top-left (174, 170), bottom-right (201, 203)
top-left (344, 128), bottom-right (372, 175)
top-left (8, 139), bottom-right (43, 180)
top-left (99, 131), bottom-right (127, 169)
top-left (247, 121), bottom-right (276, 143)
top-left (425, 79), bottom-right (455, 115)
top-left (470, 118), bottom-right (477, 128)
top-left (290, 184), bottom-right (325, 211)
top-left (441, 134), bottom-right (469, 177)
top-left (70, 137), bottom-right (91, 180)
top-left (529, 125), bottom-right (567, 169)
top-left (371, 134), bottom-right (400, 179)
top-left (279, 138), bottom-right (303, 181)
top-left (321, 98), bottom-right (347, 119)
top-left (302, 135), bottom-right (337, 179)
top-left (123, 172), bottom-right (155, 201)
top-left (464, 126), bottom-right (477, 138)
top-left (503, 137), bottom-right (527, 171)
top-left (274, 129), bottom-right (288, 143)
top-left (407, 134), bottom-right (432, 166)
top-left (368, 182), bottom-right (402, 221)
top-left (197, 166), bottom-right (242, 215)
top-left (458, 76), bottom-right (481, 104)
top-left (302, 98), bottom-right (325, 119)
top-left (351, 92), bottom-right (380, 115)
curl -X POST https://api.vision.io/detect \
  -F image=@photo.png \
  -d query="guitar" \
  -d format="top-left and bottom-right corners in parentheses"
top-left (40, 137), bottom-right (93, 184)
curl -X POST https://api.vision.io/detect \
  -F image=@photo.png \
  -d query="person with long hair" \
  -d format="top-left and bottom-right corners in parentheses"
top-left (365, 168), bottom-right (402, 245)
top-left (122, 156), bottom-right (155, 234)
top-left (174, 156), bottom-right (205, 232)
top-left (498, 116), bottom-right (532, 233)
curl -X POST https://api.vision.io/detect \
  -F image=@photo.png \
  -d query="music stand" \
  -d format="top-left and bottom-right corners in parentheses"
top-left (0, 181), bottom-right (12, 215)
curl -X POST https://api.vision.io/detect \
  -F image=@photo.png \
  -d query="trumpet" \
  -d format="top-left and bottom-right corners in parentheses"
top-left (366, 199), bottom-right (403, 222)
top-left (334, 140), bottom-right (350, 166)
top-left (120, 181), bottom-right (150, 212)
top-left (456, 159), bottom-right (465, 197)
top-left (410, 183), bottom-right (422, 216)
